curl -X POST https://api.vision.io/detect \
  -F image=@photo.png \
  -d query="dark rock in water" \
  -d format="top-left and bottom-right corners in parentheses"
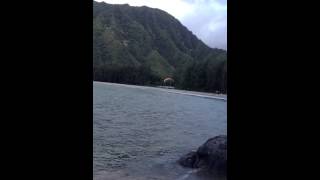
top-left (178, 135), bottom-right (227, 174)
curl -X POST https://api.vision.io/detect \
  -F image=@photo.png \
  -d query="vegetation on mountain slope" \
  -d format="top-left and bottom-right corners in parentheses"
top-left (93, 1), bottom-right (227, 93)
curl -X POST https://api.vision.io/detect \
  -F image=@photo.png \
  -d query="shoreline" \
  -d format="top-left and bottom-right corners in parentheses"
top-left (94, 81), bottom-right (227, 101)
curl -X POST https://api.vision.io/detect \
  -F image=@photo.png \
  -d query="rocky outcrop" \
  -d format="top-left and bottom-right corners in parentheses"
top-left (178, 135), bottom-right (227, 174)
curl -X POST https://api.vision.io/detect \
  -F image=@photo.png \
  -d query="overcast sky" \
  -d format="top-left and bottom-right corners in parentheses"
top-left (96, 0), bottom-right (227, 50)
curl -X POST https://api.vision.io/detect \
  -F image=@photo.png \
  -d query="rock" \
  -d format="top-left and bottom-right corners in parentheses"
top-left (178, 151), bottom-right (199, 168)
top-left (178, 135), bottom-right (227, 174)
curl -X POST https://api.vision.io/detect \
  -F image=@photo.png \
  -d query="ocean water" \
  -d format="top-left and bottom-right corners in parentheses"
top-left (93, 82), bottom-right (227, 180)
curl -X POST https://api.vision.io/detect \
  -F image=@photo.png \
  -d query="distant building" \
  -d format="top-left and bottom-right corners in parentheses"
top-left (163, 77), bottom-right (174, 87)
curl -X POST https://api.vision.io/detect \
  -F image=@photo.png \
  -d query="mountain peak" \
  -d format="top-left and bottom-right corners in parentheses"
top-left (93, 1), bottom-right (227, 93)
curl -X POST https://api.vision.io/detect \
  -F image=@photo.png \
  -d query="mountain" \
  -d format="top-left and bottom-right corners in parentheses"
top-left (93, 1), bottom-right (227, 93)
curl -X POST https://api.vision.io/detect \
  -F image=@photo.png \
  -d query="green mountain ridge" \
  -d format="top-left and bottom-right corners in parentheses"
top-left (93, 1), bottom-right (227, 93)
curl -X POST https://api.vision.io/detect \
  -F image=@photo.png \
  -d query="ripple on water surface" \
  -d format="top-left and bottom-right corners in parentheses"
top-left (93, 82), bottom-right (227, 180)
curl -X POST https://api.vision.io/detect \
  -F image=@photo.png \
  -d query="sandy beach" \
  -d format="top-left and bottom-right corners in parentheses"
top-left (93, 81), bottom-right (227, 101)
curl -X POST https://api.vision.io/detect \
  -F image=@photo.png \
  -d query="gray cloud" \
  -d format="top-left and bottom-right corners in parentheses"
top-left (180, 0), bottom-right (227, 49)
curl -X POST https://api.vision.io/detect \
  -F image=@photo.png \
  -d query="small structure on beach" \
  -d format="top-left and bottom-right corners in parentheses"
top-left (163, 77), bottom-right (174, 87)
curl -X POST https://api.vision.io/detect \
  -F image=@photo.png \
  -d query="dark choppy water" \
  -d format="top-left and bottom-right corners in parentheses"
top-left (93, 82), bottom-right (227, 180)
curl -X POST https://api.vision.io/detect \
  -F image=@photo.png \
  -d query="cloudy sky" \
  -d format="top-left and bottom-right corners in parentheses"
top-left (96, 0), bottom-right (227, 50)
